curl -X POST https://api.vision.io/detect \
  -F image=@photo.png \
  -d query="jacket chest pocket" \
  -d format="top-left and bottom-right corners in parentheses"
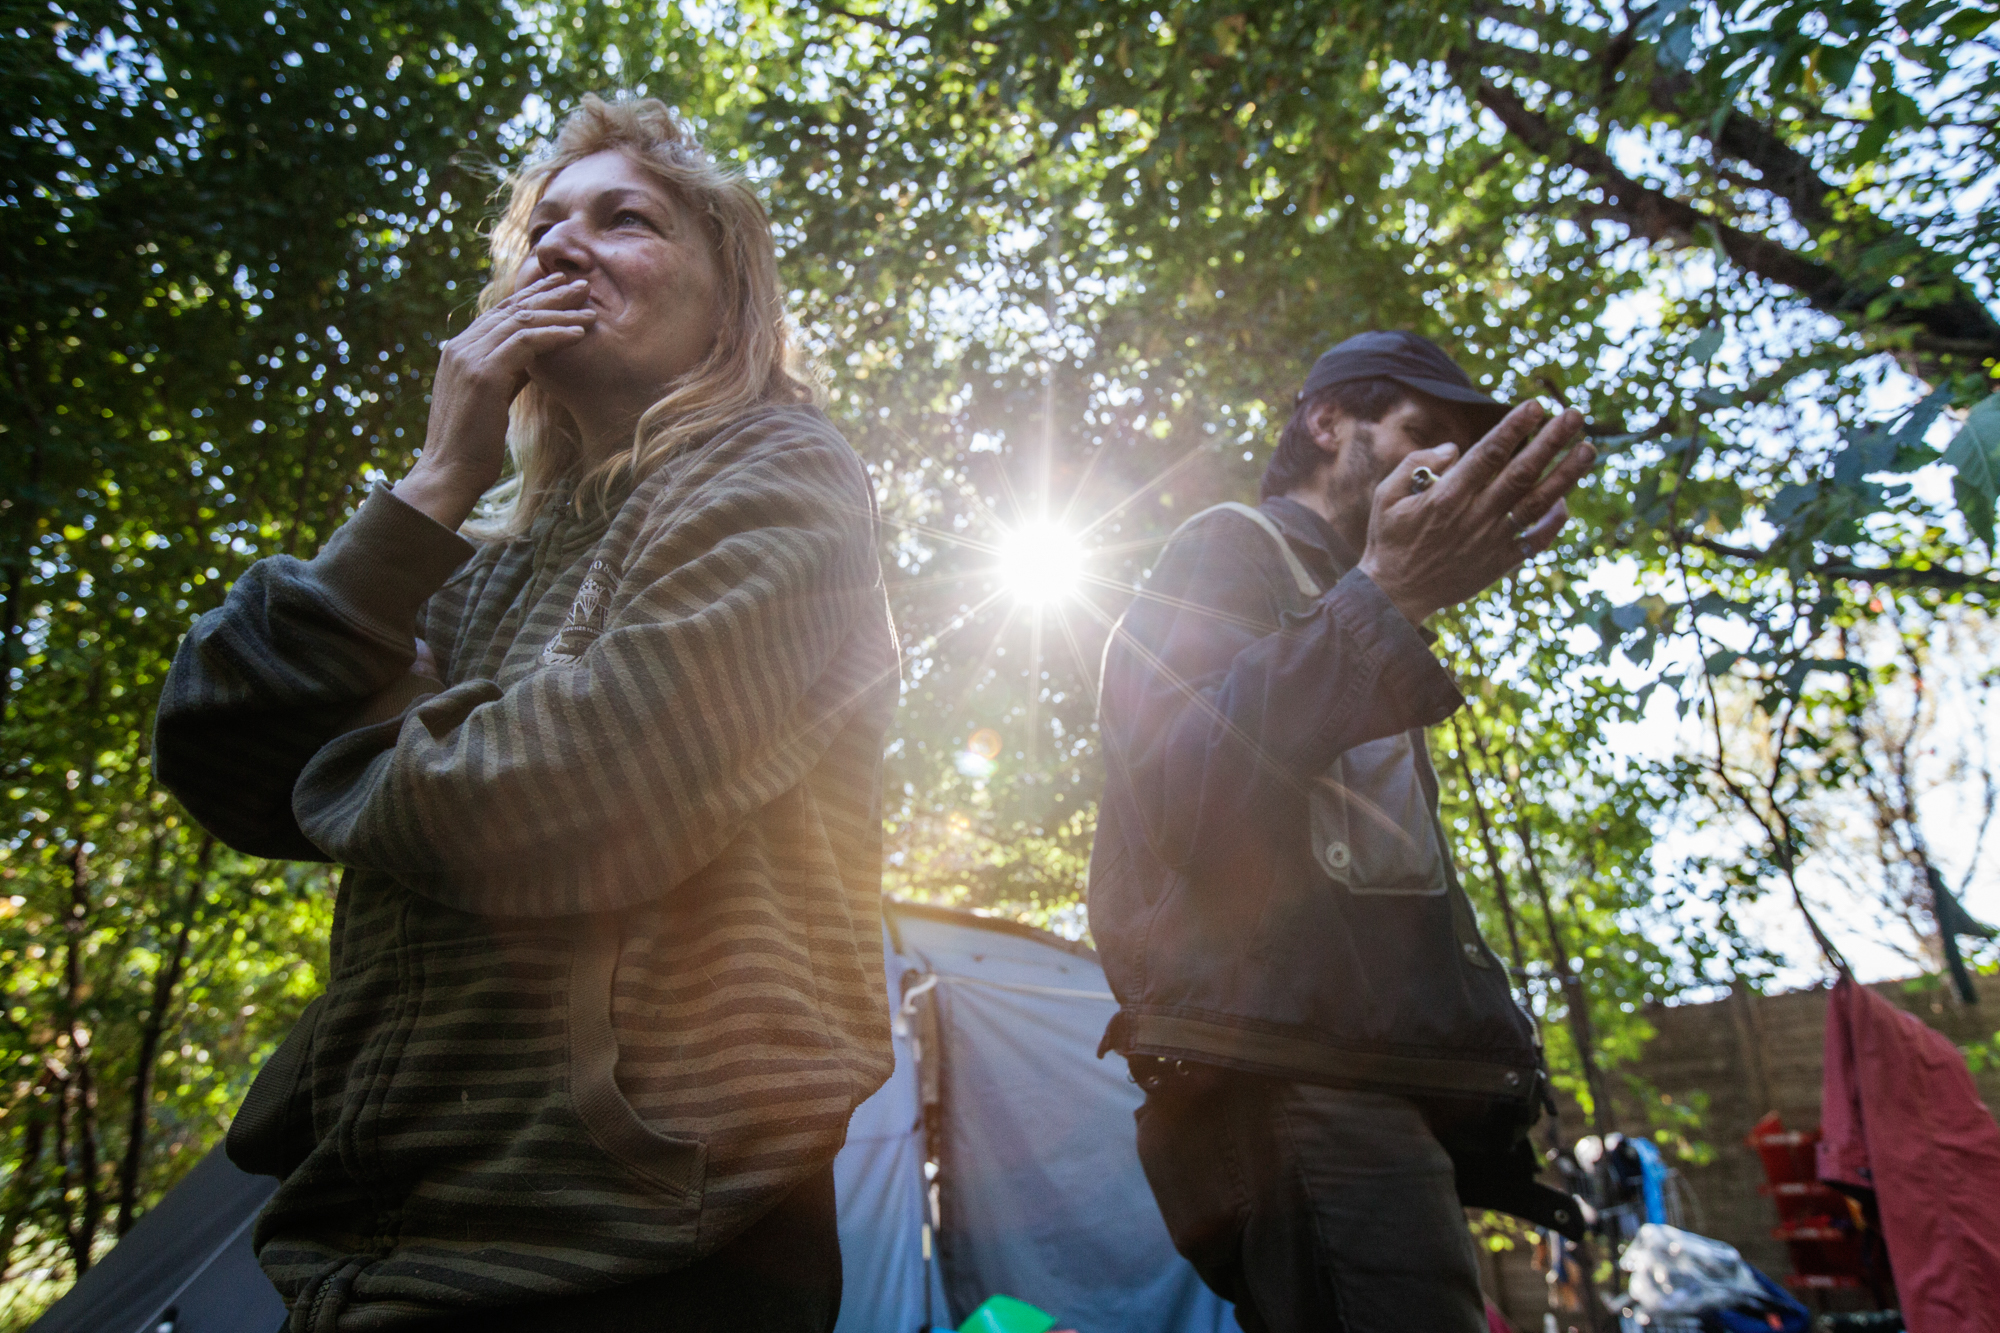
top-left (1309, 733), bottom-right (1449, 896)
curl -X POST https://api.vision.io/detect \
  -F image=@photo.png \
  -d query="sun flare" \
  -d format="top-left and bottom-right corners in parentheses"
top-left (995, 521), bottom-right (1086, 605)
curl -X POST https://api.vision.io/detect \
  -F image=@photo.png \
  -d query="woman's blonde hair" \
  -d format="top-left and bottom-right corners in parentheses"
top-left (466, 94), bottom-right (816, 537)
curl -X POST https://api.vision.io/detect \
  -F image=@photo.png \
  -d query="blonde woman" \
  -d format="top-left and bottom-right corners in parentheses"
top-left (156, 96), bottom-right (898, 1332)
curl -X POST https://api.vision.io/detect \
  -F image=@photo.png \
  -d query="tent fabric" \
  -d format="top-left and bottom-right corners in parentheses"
top-left (832, 925), bottom-right (951, 1332)
top-left (35, 902), bottom-right (1227, 1333)
top-left (1818, 975), bottom-right (2000, 1333)
top-left (30, 1141), bottom-right (283, 1333)
top-left (890, 905), bottom-right (1234, 1333)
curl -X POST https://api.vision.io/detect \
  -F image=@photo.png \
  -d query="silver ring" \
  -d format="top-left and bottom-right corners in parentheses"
top-left (1410, 466), bottom-right (1437, 493)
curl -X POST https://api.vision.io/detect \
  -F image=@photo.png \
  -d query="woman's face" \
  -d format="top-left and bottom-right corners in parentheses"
top-left (513, 149), bottom-right (725, 425)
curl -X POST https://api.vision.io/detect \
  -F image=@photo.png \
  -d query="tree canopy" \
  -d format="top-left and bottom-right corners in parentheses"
top-left (4, 0), bottom-right (1997, 1318)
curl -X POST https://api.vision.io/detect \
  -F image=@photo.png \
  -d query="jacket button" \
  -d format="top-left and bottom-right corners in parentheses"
top-left (1504, 1070), bottom-right (1521, 1086)
top-left (1461, 941), bottom-right (1480, 959)
top-left (1324, 841), bottom-right (1351, 870)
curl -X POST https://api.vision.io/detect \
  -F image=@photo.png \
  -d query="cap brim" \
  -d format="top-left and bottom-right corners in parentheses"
top-left (1391, 375), bottom-right (1510, 431)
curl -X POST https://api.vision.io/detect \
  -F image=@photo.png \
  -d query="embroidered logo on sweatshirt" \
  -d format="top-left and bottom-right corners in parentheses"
top-left (540, 560), bottom-right (616, 665)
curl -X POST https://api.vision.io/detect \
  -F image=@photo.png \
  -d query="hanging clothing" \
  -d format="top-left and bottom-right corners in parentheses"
top-left (1817, 976), bottom-right (2000, 1333)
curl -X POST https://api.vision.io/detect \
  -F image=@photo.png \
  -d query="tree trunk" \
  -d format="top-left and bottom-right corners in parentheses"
top-left (1465, 739), bottom-right (1618, 1132)
top-left (60, 840), bottom-right (103, 1274)
top-left (115, 836), bottom-right (214, 1235)
top-left (0, 1081), bottom-right (51, 1282)
top-left (0, 354), bottom-right (47, 739)
top-left (1512, 827), bottom-right (1616, 1132)
top-left (1448, 717), bottom-right (1529, 976)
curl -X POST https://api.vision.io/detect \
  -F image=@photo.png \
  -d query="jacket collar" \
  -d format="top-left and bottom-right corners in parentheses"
top-left (1259, 495), bottom-right (1360, 584)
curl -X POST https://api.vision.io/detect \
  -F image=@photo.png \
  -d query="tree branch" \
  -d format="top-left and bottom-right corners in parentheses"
top-left (1683, 532), bottom-right (2000, 594)
top-left (1649, 74), bottom-right (2000, 351)
top-left (1450, 52), bottom-right (2000, 357)
top-left (1467, 70), bottom-right (1845, 286)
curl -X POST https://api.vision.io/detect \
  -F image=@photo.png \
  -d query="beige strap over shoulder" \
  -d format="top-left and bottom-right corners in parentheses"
top-left (1173, 501), bottom-right (1322, 599)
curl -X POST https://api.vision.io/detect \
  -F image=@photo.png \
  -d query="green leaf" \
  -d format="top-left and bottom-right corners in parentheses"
top-left (1942, 6), bottom-right (2000, 41)
top-left (1890, 384), bottom-right (1955, 453)
top-left (1767, 482), bottom-right (1820, 528)
top-left (1800, 657), bottom-right (1868, 678)
top-left (1635, 0), bottom-right (1701, 38)
top-left (1816, 40), bottom-right (1864, 89)
top-left (1661, 19), bottom-right (1700, 68)
top-left (1942, 395), bottom-right (2000, 548)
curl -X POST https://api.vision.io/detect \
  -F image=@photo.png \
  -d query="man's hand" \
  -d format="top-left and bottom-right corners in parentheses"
top-left (395, 273), bottom-right (596, 531)
top-left (1357, 402), bottom-right (1597, 625)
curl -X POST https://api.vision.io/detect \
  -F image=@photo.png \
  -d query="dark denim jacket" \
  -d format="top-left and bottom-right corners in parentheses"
top-left (1089, 498), bottom-right (1580, 1236)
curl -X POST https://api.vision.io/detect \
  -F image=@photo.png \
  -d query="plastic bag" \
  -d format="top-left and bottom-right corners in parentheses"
top-left (1620, 1224), bottom-right (1767, 1316)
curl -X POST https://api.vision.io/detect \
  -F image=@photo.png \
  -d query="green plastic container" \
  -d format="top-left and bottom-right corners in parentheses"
top-left (957, 1294), bottom-right (1058, 1333)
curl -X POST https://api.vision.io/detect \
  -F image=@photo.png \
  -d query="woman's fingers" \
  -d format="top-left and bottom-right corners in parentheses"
top-left (449, 300), bottom-right (594, 378)
top-left (462, 278), bottom-right (590, 342)
top-left (490, 280), bottom-right (590, 324)
top-left (500, 305), bottom-right (596, 331)
top-left (495, 320), bottom-right (592, 362)
top-left (507, 271), bottom-right (583, 304)
top-left (518, 275), bottom-right (591, 308)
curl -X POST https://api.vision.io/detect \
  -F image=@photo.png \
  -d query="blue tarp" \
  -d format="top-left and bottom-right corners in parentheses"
top-left (38, 902), bottom-right (1230, 1333)
top-left (884, 905), bottom-right (1233, 1333)
top-left (832, 919), bottom-right (951, 1330)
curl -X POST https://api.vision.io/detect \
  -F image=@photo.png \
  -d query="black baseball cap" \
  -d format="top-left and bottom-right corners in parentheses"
top-left (1298, 330), bottom-right (1509, 433)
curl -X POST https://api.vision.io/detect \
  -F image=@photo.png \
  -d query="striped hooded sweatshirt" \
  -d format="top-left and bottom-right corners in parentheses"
top-left (154, 406), bottom-right (899, 1330)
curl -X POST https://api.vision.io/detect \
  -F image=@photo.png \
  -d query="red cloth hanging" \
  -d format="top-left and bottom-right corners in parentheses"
top-left (1818, 976), bottom-right (2000, 1333)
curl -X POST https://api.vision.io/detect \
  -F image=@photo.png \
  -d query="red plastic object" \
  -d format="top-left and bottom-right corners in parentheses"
top-left (1748, 1111), bottom-right (1820, 1184)
top-left (1746, 1113), bottom-right (1868, 1290)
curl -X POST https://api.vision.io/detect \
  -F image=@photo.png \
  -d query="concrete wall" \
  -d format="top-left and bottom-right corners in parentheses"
top-left (1480, 972), bottom-right (2000, 1329)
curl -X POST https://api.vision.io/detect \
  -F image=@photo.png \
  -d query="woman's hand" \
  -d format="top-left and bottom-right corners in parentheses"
top-left (395, 273), bottom-right (596, 530)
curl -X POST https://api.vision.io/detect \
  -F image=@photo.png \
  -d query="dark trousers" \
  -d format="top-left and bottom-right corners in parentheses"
top-left (301, 1166), bottom-right (842, 1333)
top-left (1134, 1069), bottom-right (1485, 1333)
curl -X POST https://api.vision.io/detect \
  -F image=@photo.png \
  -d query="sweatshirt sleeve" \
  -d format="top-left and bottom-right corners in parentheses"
top-left (289, 426), bottom-right (886, 919)
top-left (153, 487), bottom-right (476, 860)
top-left (1100, 509), bottom-right (1463, 876)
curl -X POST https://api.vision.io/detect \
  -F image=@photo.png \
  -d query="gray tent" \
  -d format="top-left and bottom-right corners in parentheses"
top-left (34, 901), bottom-right (1232, 1333)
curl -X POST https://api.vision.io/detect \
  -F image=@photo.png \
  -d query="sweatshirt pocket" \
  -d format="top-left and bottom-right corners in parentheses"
top-left (568, 917), bottom-right (707, 1202)
top-left (382, 922), bottom-right (704, 1257)
top-left (227, 994), bottom-right (325, 1178)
